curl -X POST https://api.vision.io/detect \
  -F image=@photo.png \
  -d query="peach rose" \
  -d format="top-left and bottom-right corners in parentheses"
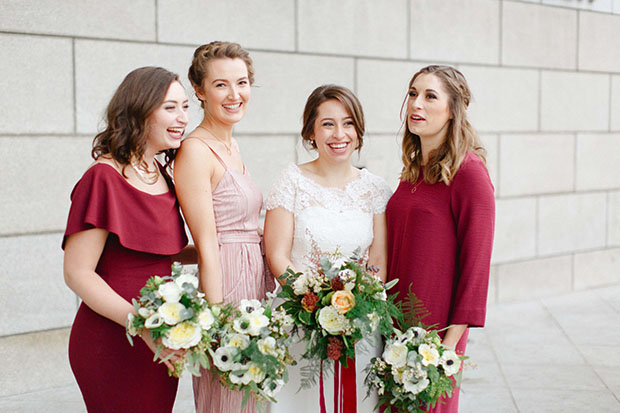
top-left (331, 290), bottom-right (355, 314)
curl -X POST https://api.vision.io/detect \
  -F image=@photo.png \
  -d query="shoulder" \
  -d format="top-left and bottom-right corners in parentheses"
top-left (453, 152), bottom-right (492, 187)
top-left (361, 168), bottom-right (392, 193)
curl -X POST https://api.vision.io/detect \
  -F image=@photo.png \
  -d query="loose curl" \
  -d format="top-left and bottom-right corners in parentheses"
top-left (400, 65), bottom-right (485, 185)
top-left (91, 66), bottom-right (180, 175)
top-left (188, 41), bottom-right (255, 108)
top-left (300, 84), bottom-right (365, 151)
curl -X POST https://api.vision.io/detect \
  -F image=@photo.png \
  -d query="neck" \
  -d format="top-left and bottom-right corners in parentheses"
top-left (200, 117), bottom-right (233, 143)
top-left (312, 156), bottom-right (356, 184)
top-left (420, 131), bottom-right (447, 165)
top-left (140, 149), bottom-right (157, 167)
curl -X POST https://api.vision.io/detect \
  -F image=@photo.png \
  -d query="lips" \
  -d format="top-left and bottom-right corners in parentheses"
top-left (328, 142), bottom-right (349, 151)
top-left (167, 127), bottom-right (185, 138)
top-left (223, 102), bottom-right (242, 111)
top-left (410, 114), bottom-right (425, 122)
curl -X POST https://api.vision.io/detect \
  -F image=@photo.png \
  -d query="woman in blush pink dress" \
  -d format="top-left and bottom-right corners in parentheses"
top-left (386, 65), bottom-right (495, 412)
top-left (174, 41), bottom-right (269, 413)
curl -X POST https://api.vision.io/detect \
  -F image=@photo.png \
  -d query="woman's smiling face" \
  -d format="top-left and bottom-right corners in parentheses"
top-left (311, 99), bottom-right (359, 164)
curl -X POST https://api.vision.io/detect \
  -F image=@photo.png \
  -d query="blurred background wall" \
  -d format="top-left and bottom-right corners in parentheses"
top-left (1, 0), bottom-right (619, 400)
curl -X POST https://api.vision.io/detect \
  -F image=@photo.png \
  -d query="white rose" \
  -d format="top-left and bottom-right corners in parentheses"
top-left (197, 308), bottom-right (215, 330)
top-left (158, 282), bottom-right (183, 303)
top-left (158, 302), bottom-right (185, 325)
top-left (292, 273), bottom-right (309, 295)
top-left (383, 342), bottom-right (408, 368)
top-left (419, 343), bottom-right (440, 367)
top-left (175, 272), bottom-right (199, 290)
top-left (162, 321), bottom-right (201, 350)
top-left (318, 306), bottom-right (349, 335)
top-left (225, 333), bottom-right (250, 350)
top-left (257, 336), bottom-right (277, 356)
top-left (247, 311), bottom-right (269, 336)
top-left (144, 313), bottom-right (164, 328)
top-left (247, 362), bottom-right (266, 383)
top-left (212, 347), bottom-right (239, 371)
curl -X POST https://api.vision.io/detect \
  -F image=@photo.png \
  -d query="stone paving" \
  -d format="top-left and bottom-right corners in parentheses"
top-left (1, 285), bottom-right (619, 412)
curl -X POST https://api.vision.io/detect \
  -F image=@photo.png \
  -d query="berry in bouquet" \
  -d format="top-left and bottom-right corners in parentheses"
top-left (126, 262), bottom-right (229, 377)
top-left (207, 297), bottom-right (296, 407)
top-left (276, 247), bottom-right (401, 410)
top-left (364, 291), bottom-right (467, 412)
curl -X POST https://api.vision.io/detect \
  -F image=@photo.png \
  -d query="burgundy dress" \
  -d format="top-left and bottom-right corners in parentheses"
top-left (386, 152), bottom-right (495, 412)
top-left (62, 163), bottom-right (187, 413)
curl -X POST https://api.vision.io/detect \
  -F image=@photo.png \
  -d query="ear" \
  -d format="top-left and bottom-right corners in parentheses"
top-left (194, 83), bottom-right (206, 102)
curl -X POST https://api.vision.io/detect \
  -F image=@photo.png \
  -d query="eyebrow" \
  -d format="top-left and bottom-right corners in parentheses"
top-left (163, 99), bottom-right (189, 104)
top-left (211, 76), bottom-right (249, 83)
top-left (410, 87), bottom-right (439, 94)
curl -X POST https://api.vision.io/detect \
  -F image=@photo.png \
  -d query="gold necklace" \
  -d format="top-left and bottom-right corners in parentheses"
top-left (197, 125), bottom-right (233, 155)
top-left (131, 159), bottom-right (159, 185)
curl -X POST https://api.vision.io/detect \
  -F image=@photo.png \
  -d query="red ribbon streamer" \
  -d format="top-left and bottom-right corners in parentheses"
top-left (319, 357), bottom-right (356, 413)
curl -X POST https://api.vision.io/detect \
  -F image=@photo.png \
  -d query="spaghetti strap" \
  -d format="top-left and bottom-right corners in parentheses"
top-left (183, 136), bottom-right (228, 170)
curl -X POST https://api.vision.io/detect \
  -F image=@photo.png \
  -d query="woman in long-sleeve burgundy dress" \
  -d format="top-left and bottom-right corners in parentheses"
top-left (386, 65), bottom-right (495, 412)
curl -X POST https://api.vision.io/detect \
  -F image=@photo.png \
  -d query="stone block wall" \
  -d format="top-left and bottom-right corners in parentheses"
top-left (1, 1), bottom-right (620, 390)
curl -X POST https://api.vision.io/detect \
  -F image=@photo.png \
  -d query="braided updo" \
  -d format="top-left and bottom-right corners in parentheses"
top-left (188, 41), bottom-right (254, 107)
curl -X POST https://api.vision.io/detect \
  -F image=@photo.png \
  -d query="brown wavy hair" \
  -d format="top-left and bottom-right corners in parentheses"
top-left (401, 65), bottom-right (485, 185)
top-left (301, 84), bottom-right (365, 151)
top-left (188, 41), bottom-right (255, 108)
top-left (91, 66), bottom-right (180, 175)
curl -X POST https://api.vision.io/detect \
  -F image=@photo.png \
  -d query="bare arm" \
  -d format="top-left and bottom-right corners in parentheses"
top-left (442, 324), bottom-right (468, 349)
top-left (172, 244), bottom-right (197, 265)
top-left (367, 212), bottom-right (388, 282)
top-left (174, 140), bottom-right (224, 303)
top-left (263, 207), bottom-right (295, 285)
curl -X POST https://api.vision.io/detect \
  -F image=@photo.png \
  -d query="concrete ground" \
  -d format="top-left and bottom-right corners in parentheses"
top-left (1, 285), bottom-right (619, 412)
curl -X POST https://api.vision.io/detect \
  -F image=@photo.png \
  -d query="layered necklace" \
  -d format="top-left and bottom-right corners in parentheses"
top-left (197, 125), bottom-right (233, 155)
top-left (131, 158), bottom-right (159, 185)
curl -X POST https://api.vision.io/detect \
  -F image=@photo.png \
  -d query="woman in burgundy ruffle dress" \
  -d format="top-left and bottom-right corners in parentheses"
top-left (63, 67), bottom-right (194, 412)
top-left (386, 65), bottom-right (495, 412)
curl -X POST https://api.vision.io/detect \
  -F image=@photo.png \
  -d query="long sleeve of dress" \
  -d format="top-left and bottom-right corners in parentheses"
top-left (448, 156), bottom-right (495, 327)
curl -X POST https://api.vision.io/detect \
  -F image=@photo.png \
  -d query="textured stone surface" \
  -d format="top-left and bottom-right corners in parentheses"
top-left (0, 34), bottom-right (73, 134)
top-left (493, 198), bottom-right (537, 264)
top-left (236, 52), bottom-right (355, 134)
top-left (541, 70), bottom-right (609, 131)
top-left (0, 234), bottom-right (76, 336)
top-left (499, 134), bottom-right (574, 197)
top-left (542, 0), bottom-right (614, 12)
top-left (355, 134), bottom-right (403, 190)
top-left (576, 133), bottom-right (620, 191)
top-left (480, 134), bottom-right (499, 189)
top-left (574, 248), bottom-right (620, 290)
top-left (610, 191), bottom-right (620, 246)
top-left (0, 136), bottom-right (93, 234)
top-left (611, 76), bottom-right (620, 131)
top-left (502, 2), bottom-right (577, 69)
top-left (460, 65), bottom-right (539, 132)
top-left (157, 0), bottom-right (295, 51)
top-left (298, 0), bottom-right (408, 58)
top-left (410, 0), bottom-right (500, 64)
top-left (579, 11), bottom-right (620, 72)
top-left (538, 193), bottom-right (607, 255)
top-left (497, 256), bottom-right (572, 302)
top-left (0, 0), bottom-right (155, 40)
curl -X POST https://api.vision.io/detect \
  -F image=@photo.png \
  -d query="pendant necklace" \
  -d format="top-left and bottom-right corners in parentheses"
top-left (197, 125), bottom-right (233, 155)
top-left (131, 159), bottom-right (159, 185)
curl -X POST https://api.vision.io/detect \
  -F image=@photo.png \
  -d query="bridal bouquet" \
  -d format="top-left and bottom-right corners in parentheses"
top-left (365, 326), bottom-right (465, 412)
top-left (276, 249), bottom-right (401, 385)
top-left (208, 298), bottom-right (296, 405)
top-left (126, 262), bottom-right (228, 377)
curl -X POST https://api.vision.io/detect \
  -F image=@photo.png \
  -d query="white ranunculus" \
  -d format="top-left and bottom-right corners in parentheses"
top-left (262, 378), bottom-right (284, 398)
top-left (163, 321), bottom-right (201, 350)
top-left (144, 313), bottom-right (164, 328)
top-left (158, 302), bottom-right (185, 325)
top-left (225, 333), bottom-right (250, 350)
top-left (292, 272), bottom-right (310, 295)
top-left (247, 311), bottom-right (269, 336)
top-left (257, 336), bottom-right (277, 356)
top-left (213, 347), bottom-right (239, 371)
top-left (247, 362), bottom-right (266, 383)
top-left (403, 374), bottom-right (429, 395)
top-left (383, 342), bottom-right (408, 368)
top-left (440, 350), bottom-right (462, 376)
top-left (239, 299), bottom-right (263, 315)
top-left (138, 307), bottom-right (153, 318)
top-left (317, 306), bottom-right (350, 335)
top-left (197, 308), bottom-right (215, 330)
top-left (158, 281), bottom-right (183, 303)
top-left (419, 343), bottom-right (440, 367)
top-left (175, 272), bottom-right (199, 290)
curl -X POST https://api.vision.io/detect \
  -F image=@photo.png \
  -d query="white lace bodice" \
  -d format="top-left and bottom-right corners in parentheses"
top-left (264, 163), bottom-right (392, 271)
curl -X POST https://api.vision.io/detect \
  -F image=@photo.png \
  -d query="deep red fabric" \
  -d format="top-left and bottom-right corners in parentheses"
top-left (63, 163), bottom-right (187, 413)
top-left (386, 152), bottom-right (495, 412)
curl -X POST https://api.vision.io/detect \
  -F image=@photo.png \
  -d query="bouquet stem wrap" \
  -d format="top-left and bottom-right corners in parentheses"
top-left (319, 357), bottom-right (357, 413)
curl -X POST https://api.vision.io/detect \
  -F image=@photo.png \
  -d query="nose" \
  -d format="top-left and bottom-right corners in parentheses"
top-left (410, 94), bottom-right (422, 110)
top-left (228, 85), bottom-right (240, 100)
top-left (178, 107), bottom-right (189, 125)
top-left (333, 124), bottom-right (346, 139)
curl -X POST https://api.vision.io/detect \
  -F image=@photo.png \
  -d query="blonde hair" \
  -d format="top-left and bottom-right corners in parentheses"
top-left (188, 41), bottom-right (255, 107)
top-left (401, 65), bottom-right (485, 185)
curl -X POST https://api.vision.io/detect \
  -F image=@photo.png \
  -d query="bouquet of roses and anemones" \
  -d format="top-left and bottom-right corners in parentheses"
top-left (364, 292), bottom-right (467, 412)
top-left (126, 262), bottom-right (230, 377)
top-left (208, 297), bottom-right (296, 406)
top-left (276, 248), bottom-right (401, 388)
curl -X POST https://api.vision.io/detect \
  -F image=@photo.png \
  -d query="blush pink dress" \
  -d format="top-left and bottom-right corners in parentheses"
top-left (189, 140), bottom-right (270, 413)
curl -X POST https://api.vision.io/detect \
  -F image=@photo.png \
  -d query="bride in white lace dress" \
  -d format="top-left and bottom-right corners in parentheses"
top-left (263, 85), bottom-right (392, 413)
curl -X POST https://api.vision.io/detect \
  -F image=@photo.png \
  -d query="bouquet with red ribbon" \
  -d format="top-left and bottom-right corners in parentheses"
top-left (277, 249), bottom-right (401, 413)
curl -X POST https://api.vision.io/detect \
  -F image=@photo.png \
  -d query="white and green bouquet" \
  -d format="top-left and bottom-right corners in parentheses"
top-left (365, 326), bottom-right (465, 412)
top-left (208, 298), bottom-right (296, 405)
top-left (126, 262), bottom-right (227, 377)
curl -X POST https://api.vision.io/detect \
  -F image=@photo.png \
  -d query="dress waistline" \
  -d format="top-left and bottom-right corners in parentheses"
top-left (217, 230), bottom-right (261, 245)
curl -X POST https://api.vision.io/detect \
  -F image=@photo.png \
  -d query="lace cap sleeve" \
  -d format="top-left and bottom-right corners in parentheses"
top-left (366, 171), bottom-right (393, 214)
top-left (264, 163), bottom-right (298, 212)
